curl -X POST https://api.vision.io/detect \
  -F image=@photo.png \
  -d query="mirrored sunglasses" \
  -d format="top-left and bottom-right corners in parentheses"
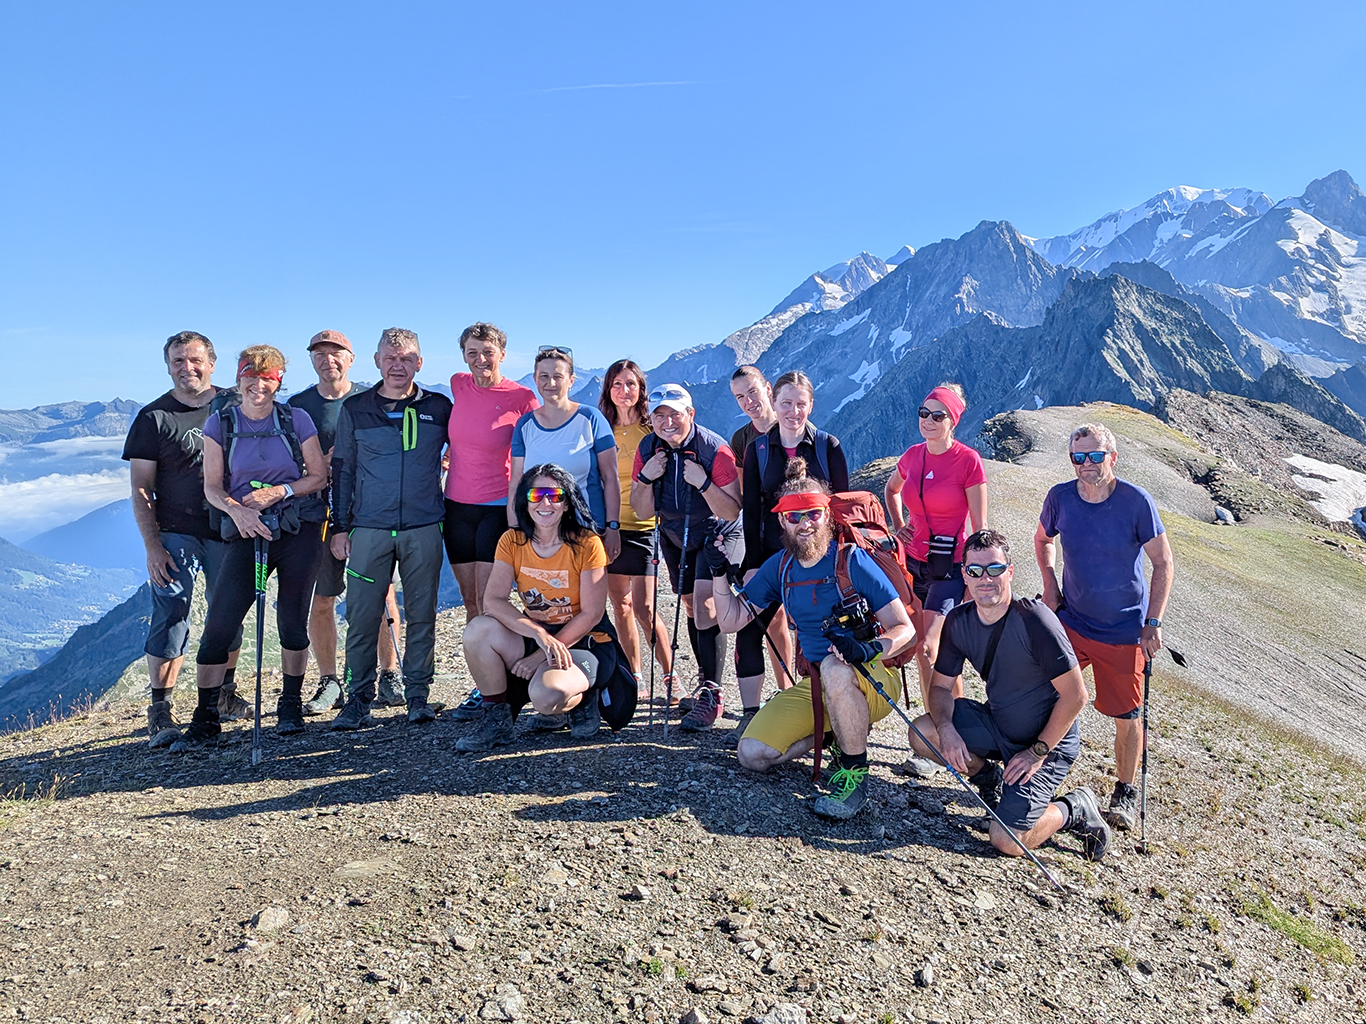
top-left (1070, 451), bottom-right (1109, 465)
top-left (526, 487), bottom-right (567, 504)
top-left (781, 508), bottom-right (826, 525)
top-left (964, 562), bottom-right (1010, 579)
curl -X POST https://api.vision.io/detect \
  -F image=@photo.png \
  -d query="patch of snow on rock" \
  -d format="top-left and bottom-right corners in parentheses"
top-left (1285, 454), bottom-right (1366, 522)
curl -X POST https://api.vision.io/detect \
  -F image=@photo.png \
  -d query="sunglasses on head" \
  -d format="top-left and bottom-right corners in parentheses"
top-left (781, 508), bottom-right (826, 525)
top-left (526, 486), bottom-right (567, 504)
top-left (918, 407), bottom-right (949, 423)
top-left (1070, 450), bottom-right (1109, 465)
top-left (964, 562), bottom-right (1010, 579)
top-left (536, 345), bottom-right (573, 360)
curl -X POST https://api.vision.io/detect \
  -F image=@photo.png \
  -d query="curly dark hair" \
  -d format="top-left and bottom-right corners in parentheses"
top-left (513, 463), bottom-right (597, 545)
top-left (598, 359), bottom-right (651, 428)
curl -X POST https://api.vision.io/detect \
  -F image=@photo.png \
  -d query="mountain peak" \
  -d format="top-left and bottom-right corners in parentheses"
top-left (1299, 169), bottom-right (1366, 238)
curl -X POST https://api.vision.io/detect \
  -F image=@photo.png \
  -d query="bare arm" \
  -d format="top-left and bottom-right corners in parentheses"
top-left (966, 481), bottom-right (987, 533)
top-left (682, 457), bottom-right (740, 520)
top-left (596, 447), bottom-right (621, 561)
top-left (926, 667), bottom-right (970, 772)
top-left (710, 572), bottom-right (756, 634)
top-left (884, 469), bottom-right (907, 531)
top-left (239, 435), bottom-right (329, 510)
top-left (129, 459), bottom-right (176, 586)
top-left (1141, 531), bottom-right (1174, 659)
top-left (1033, 522), bottom-right (1061, 610)
top-left (871, 598), bottom-right (916, 660)
top-left (203, 437), bottom-right (272, 541)
top-left (631, 447), bottom-right (668, 520)
top-left (506, 456), bottom-right (525, 528)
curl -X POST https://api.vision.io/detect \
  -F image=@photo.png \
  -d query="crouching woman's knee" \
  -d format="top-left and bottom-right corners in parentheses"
top-left (462, 614), bottom-right (504, 651)
top-left (736, 737), bottom-right (780, 773)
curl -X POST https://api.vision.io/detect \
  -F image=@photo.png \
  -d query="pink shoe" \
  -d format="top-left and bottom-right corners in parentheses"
top-left (679, 682), bottom-right (722, 731)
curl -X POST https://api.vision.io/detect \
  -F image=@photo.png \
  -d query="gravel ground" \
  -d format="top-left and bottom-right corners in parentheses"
top-left (0, 602), bottom-right (1363, 1024)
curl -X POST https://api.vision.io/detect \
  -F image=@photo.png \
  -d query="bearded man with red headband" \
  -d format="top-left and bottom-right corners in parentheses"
top-left (710, 460), bottom-right (916, 820)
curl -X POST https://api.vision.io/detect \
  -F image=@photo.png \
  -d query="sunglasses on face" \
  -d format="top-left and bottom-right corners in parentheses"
top-left (526, 487), bottom-right (567, 505)
top-left (918, 407), bottom-right (949, 423)
top-left (781, 509), bottom-right (826, 525)
top-left (964, 562), bottom-right (1010, 579)
top-left (1070, 450), bottom-right (1109, 465)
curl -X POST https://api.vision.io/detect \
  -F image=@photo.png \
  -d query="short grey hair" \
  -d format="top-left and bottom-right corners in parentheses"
top-left (1070, 422), bottom-right (1116, 453)
top-left (378, 327), bottom-right (420, 354)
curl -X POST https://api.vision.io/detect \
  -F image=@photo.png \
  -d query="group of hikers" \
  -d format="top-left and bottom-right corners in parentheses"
top-left (123, 323), bottom-right (1174, 864)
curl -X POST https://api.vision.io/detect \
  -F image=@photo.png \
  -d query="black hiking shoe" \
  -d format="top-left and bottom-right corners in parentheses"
top-left (375, 670), bottom-right (405, 708)
top-left (454, 702), bottom-right (515, 752)
top-left (276, 698), bottom-right (305, 735)
top-left (169, 708), bottom-right (220, 752)
top-left (406, 698), bottom-right (436, 725)
top-left (1061, 787), bottom-right (1111, 861)
top-left (727, 710), bottom-right (757, 749)
top-left (969, 760), bottom-right (1005, 810)
top-left (569, 695), bottom-right (601, 740)
top-left (812, 765), bottom-right (871, 820)
top-left (330, 694), bottom-right (374, 731)
top-left (1106, 781), bottom-right (1138, 831)
top-left (530, 712), bottom-right (570, 731)
top-left (303, 675), bottom-right (343, 716)
top-left (450, 689), bottom-right (483, 721)
top-left (147, 701), bottom-right (181, 749)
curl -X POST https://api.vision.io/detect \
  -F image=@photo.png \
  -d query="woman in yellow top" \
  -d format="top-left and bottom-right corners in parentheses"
top-left (598, 359), bottom-right (674, 696)
top-left (456, 464), bottom-right (610, 751)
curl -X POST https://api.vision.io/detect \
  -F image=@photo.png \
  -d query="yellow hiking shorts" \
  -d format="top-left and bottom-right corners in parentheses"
top-left (741, 657), bottom-right (902, 755)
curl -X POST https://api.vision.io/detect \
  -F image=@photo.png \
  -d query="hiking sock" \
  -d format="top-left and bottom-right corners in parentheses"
top-left (482, 692), bottom-right (508, 706)
top-left (282, 674), bottom-right (304, 701)
top-left (1051, 799), bottom-right (1073, 830)
top-left (197, 685), bottom-right (222, 711)
top-left (222, 667), bottom-right (237, 692)
top-left (840, 750), bottom-right (869, 772)
top-left (151, 687), bottom-right (168, 705)
top-left (696, 624), bottom-right (724, 683)
top-left (742, 705), bottom-right (761, 715)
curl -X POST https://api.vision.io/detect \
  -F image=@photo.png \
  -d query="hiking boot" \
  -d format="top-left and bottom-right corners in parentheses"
top-left (330, 694), bottom-right (374, 731)
top-left (679, 683), bottom-right (722, 731)
top-left (406, 699), bottom-right (437, 725)
top-left (276, 698), bottom-right (305, 736)
top-left (303, 675), bottom-right (343, 716)
top-left (968, 760), bottom-right (1005, 810)
top-left (147, 701), bottom-right (181, 749)
top-left (1106, 781), bottom-right (1139, 831)
top-left (569, 695), bottom-right (601, 740)
top-left (450, 688), bottom-right (484, 721)
top-left (899, 755), bottom-right (941, 779)
top-left (375, 670), bottom-right (405, 708)
top-left (218, 684), bottom-right (252, 722)
top-left (1061, 787), bottom-right (1111, 861)
top-left (531, 712), bottom-right (570, 731)
top-left (812, 765), bottom-right (871, 820)
top-left (169, 707), bottom-right (220, 752)
top-left (454, 702), bottom-right (515, 752)
top-left (727, 710), bottom-right (757, 749)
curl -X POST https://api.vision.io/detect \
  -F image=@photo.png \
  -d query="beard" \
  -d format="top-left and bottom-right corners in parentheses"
top-left (781, 520), bottom-right (833, 564)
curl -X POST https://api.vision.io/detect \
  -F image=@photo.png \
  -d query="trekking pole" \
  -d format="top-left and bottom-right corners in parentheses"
top-left (840, 651), bottom-right (1066, 893)
top-left (251, 535), bottom-right (269, 767)
top-left (665, 477), bottom-right (694, 739)
top-left (1138, 657), bottom-right (1152, 854)
top-left (648, 515), bottom-right (662, 729)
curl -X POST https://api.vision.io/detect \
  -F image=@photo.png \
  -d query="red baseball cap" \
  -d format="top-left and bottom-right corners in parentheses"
top-left (308, 330), bottom-right (353, 353)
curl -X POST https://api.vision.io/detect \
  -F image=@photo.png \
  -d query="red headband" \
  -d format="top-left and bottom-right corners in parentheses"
top-left (925, 386), bottom-right (965, 426)
top-left (238, 358), bottom-right (283, 383)
top-left (772, 491), bottom-right (831, 514)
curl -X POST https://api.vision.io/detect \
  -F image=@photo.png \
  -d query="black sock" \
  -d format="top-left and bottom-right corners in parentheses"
top-left (841, 750), bottom-right (868, 771)
top-left (282, 674), bottom-right (304, 700)
top-left (151, 687), bottom-right (168, 705)
top-left (743, 705), bottom-right (761, 715)
top-left (482, 692), bottom-right (507, 705)
top-left (696, 624), bottom-right (724, 684)
top-left (222, 666), bottom-right (237, 691)
top-left (197, 685), bottom-right (221, 711)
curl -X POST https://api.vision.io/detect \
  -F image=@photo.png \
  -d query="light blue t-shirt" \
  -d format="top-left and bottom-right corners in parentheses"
top-left (511, 405), bottom-right (617, 528)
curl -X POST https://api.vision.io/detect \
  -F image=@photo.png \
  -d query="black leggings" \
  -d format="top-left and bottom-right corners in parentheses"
top-left (735, 600), bottom-right (781, 678)
top-left (197, 526), bottom-right (322, 665)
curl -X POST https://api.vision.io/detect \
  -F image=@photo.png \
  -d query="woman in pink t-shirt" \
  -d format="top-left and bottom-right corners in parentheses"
top-left (442, 323), bottom-right (539, 622)
top-left (884, 383), bottom-right (988, 743)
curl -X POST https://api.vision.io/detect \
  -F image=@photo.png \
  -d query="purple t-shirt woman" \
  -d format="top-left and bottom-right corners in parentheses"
top-left (203, 405), bottom-right (318, 503)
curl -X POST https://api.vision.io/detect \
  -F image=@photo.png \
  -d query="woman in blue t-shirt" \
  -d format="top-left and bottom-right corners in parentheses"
top-left (508, 346), bottom-right (620, 562)
top-left (170, 345), bottom-right (329, 752)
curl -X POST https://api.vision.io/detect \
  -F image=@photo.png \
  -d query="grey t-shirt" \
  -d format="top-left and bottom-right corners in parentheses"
top-left (934, 597), bottom-right (1078, 744)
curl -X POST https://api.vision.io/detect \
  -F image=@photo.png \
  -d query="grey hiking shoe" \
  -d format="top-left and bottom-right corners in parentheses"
top-left (147, 701), bottom-right (181, 749)
top-left (330, 694), bottom-right (374, 731)
top-left (1106, 781), bottom-right (1139, 831)
top-left (569, 695), bottom-right (601, 740)
top-left (454, 702), bottom-right (515, 752)
top-left (450, 689), bottom-right (484, 721)
top-left (276, 698), bottom-right (305, 735)
top-left (531, 713), bottom-right (569, 731)
top-left (968, 760), bottom-right (1005, 810)
top-left (375, 670), bottom-right (405, 708)
top-left (406, 699), bottom-right (436, 725)
top-left (169, 707), bottom-right (220, 752)
top-left (218, 684), bottom-right (251, 722)
top-left (812, 765), bottom-right (871, 820)
top-left (679, 683), bottom-right (722, 731)
top-left (727, 710), bottom-right (757, 749)
top-left (898, 755), bottom-right (942, 779)
top-left (1062, 787), bottom-right (1111, 861)
top-left (303, 676), bottom-right (343, 716)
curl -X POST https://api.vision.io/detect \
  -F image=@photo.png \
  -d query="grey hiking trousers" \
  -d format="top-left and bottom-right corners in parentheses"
top-left (343, 523), bottom-right (442, 704)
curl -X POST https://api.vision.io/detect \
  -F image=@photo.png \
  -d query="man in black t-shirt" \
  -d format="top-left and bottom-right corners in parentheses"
top-left (286, 330), bottom-right (404, 714)
top-left (121, 331), bottom-right (243, 749)
top-left (907, 529), bottom-right (1112, 861)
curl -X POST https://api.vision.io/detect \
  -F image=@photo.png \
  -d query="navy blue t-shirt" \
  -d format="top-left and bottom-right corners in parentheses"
top-left (742, 543), bottom-right (901, 659)
top-left (1039, 478), bottom-right (1165, 645)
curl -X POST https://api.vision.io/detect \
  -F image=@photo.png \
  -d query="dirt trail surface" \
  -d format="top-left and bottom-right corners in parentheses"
top-left (1, 613), bottom-right (1364, 1024)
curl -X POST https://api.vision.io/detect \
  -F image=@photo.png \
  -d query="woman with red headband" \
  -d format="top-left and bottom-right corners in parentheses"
top-left (884, 382), bottom-right (987, 775)
top-left (171, 345), bottom-right (330, 751)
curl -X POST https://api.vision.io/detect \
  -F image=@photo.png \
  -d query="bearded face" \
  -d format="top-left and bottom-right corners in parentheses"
top-left (780, 511), bottom-right (834, 564)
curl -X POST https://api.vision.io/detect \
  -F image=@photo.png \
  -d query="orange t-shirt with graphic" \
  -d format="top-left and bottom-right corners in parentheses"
top-left (494, 531), bottom-right (608, 626)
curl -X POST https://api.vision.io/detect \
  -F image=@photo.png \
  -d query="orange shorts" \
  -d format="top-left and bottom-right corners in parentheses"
top-left (1064, 625), bottom-right (1144, 719)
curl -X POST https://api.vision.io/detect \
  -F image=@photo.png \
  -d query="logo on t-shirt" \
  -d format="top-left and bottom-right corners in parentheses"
top-left (925, 470), bottom-right (935, 480)
top-left (521, 566), bottom-right (569, 591)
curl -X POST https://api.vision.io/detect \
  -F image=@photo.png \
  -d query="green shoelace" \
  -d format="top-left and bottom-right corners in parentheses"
top-left (825, 765), bottom-right (869, 801)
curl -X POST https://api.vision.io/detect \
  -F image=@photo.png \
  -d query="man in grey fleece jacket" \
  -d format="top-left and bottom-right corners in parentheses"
top-left (329, 327), bottom-right (452, 728)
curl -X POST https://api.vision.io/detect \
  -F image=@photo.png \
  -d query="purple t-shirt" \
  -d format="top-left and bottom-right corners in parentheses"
top-left (203, 405), bottom-right (317, 503)
top-left (1039, 478), bottom-right (1165, 645)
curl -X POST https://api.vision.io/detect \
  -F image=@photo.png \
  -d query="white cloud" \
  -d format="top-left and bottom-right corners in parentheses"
top-left (0, 469), bottom-right (130, 543)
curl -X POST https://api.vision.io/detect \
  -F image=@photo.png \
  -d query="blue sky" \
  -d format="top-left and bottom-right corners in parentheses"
top-left (2, 1), bottom-right (1364, 407)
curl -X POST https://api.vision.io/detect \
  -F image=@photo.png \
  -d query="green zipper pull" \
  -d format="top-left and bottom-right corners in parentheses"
top-left (402, 406), bottom-right (418, 451)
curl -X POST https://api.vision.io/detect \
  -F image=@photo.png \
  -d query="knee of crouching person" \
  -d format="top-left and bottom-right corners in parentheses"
top-left (989, 822), bottom-right (1025, 857)
top-left (736, 738), bottom-right (773, 773)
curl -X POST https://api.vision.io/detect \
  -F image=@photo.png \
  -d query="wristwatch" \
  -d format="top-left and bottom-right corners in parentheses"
top-left (1030, 739), bottom-right (1050, 758)
top-left (606, 521), bottom-right (620, 530)
top-left (1144, 617), bottom-right (1162, 628)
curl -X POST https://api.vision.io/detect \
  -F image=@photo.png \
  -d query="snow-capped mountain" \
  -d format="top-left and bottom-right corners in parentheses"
top-left (768, 251), bottom-right (897, 317)
top-left (1029, 172), bottom-right (1366, 371)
